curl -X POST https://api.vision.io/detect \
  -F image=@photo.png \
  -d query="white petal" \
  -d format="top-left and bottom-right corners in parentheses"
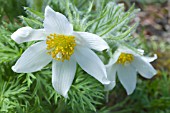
top-left (117, 46), bottom-right (143, 56)
top-left (44, 6), bottom-right (73, 35)
top-left (11, 27), bottom-right (46, 44)
top-left (141, 54), bottom-right (157, 63)
top-left (132, 56), bottom-right (157, 79)
top-left (137, 49), bottom-right (144, 55)
top-left (117, 64), bottom-right (137, 95)
top-left (12, 41), bottom-right (52, 73)
top-left (104, 81), bottom-right (116, 91)
top-left (106, 50), bottom-right (121, 67)
top-left (73, 32), bottom-right (109, 51)
top-left (104, 64), bottom-right (117, 91)
top-left (106, 64), bottom-right (117, 81)
top-left (74, 46), bottom-right (110, 84)
top-left (52, 58), bottom-right (76, 98)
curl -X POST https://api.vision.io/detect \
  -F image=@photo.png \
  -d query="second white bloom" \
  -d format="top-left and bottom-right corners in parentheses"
top-left (105, 46), bottom-right (157, 95)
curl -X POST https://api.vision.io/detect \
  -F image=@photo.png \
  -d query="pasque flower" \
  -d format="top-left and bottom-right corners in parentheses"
top-left (11, 6), bottom-right (110, 97)
top-left (105, 46), bottom-right (157, 95)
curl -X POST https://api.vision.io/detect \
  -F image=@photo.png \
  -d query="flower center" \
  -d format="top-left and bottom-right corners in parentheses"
top-left (117, 53), bottom-right (134, 64)
top-left (46, 33), bottom-right (76, 62)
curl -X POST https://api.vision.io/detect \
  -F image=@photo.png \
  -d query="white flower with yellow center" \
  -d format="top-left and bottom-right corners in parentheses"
top-left (11, 6), bottom-right (110, 97)
top-left (105, 46), bottom-right (157, 95)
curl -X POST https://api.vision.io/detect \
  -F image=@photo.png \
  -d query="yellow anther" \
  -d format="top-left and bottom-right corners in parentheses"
top-left (117, 53), bottom-right (134, 65)
top-left (46, 33), bottom-right (76, 62)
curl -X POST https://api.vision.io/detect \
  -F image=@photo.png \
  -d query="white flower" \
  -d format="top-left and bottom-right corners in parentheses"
top-left (11, 6), bottom-right (110, 98)
top-left (105, 46), bottom-right (157, 95)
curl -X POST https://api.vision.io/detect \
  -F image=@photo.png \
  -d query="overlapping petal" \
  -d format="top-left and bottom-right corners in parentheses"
top-left (11, 27), bottom-right (46, 44)
top-left (104, 64), bottom-right (117, 91)
top-left (106, 50), bottom-right (121, 67)
top-left (117, 64), bottom-right (137, 95)
top-left (141, 54), bottom-right (157, 62)
top-left (44, 6), bottom-right (73, 35)
top-left (106, 64), bottom-right (117, 81)
top-left (52, 58), bottom-right (76, 98)
top-left (132, 56), bottom-right (157, 79)
top-left (12, 41), bottom-right (52, 73)
top-left (117, 46), bottom-right (144, 56)
top-left (104, 81), bottom-right (116, 91)
top-left (74, 46), bottom-right (110, 84)
top-left (74, 32), bottom-right (109, 51)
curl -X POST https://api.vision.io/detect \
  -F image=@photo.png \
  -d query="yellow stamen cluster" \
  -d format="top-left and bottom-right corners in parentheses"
top-left (46, 33), bottom-right (76, 62)
top-left (117, 53), bottom-right (134, 65)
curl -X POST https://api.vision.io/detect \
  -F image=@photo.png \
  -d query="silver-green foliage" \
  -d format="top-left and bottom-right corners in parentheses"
top-left (0, 0), bottom-right (139, 112)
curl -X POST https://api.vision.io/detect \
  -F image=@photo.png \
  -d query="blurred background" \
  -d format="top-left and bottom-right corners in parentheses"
top-left (0, 0), bottom-right (169, 112)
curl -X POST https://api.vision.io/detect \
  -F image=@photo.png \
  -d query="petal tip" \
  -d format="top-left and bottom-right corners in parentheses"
top-left (153, 54), bottom-right (158, 61)
top-left (63, 93), bottom-right (68, 98)
top-left (12, 66), bottom-right (18, 73)
top-left (12, 65), bottom-right (23, 73)
top-left (153, 70), bottom-right (157, 75)
top-left (104, 81), bottom-right (116, 91)
top-left (149, 70), bottom-right (157, 79)
top-left (11, 33), bottom-right (20, 44)
top-left (102, 77), bottom-right (111, 85)
top-left (126, 88), bottom-right (135, 95)
top-left (11, 32), bottom-right (22, 44)
top-left (103, 46), bottom-right (110, 52)
top-left (45, 5), bottom-right (52, 10)
top-left (11, 27), bottom-right (32, 44)
top-left (45, 5), bottom-right (54, 15)
top-left (127, 91), bottom-right (133, 95)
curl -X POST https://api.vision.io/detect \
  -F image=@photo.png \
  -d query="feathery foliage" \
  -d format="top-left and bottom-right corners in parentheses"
top-left (0, 0), bottom-right (169, 113)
